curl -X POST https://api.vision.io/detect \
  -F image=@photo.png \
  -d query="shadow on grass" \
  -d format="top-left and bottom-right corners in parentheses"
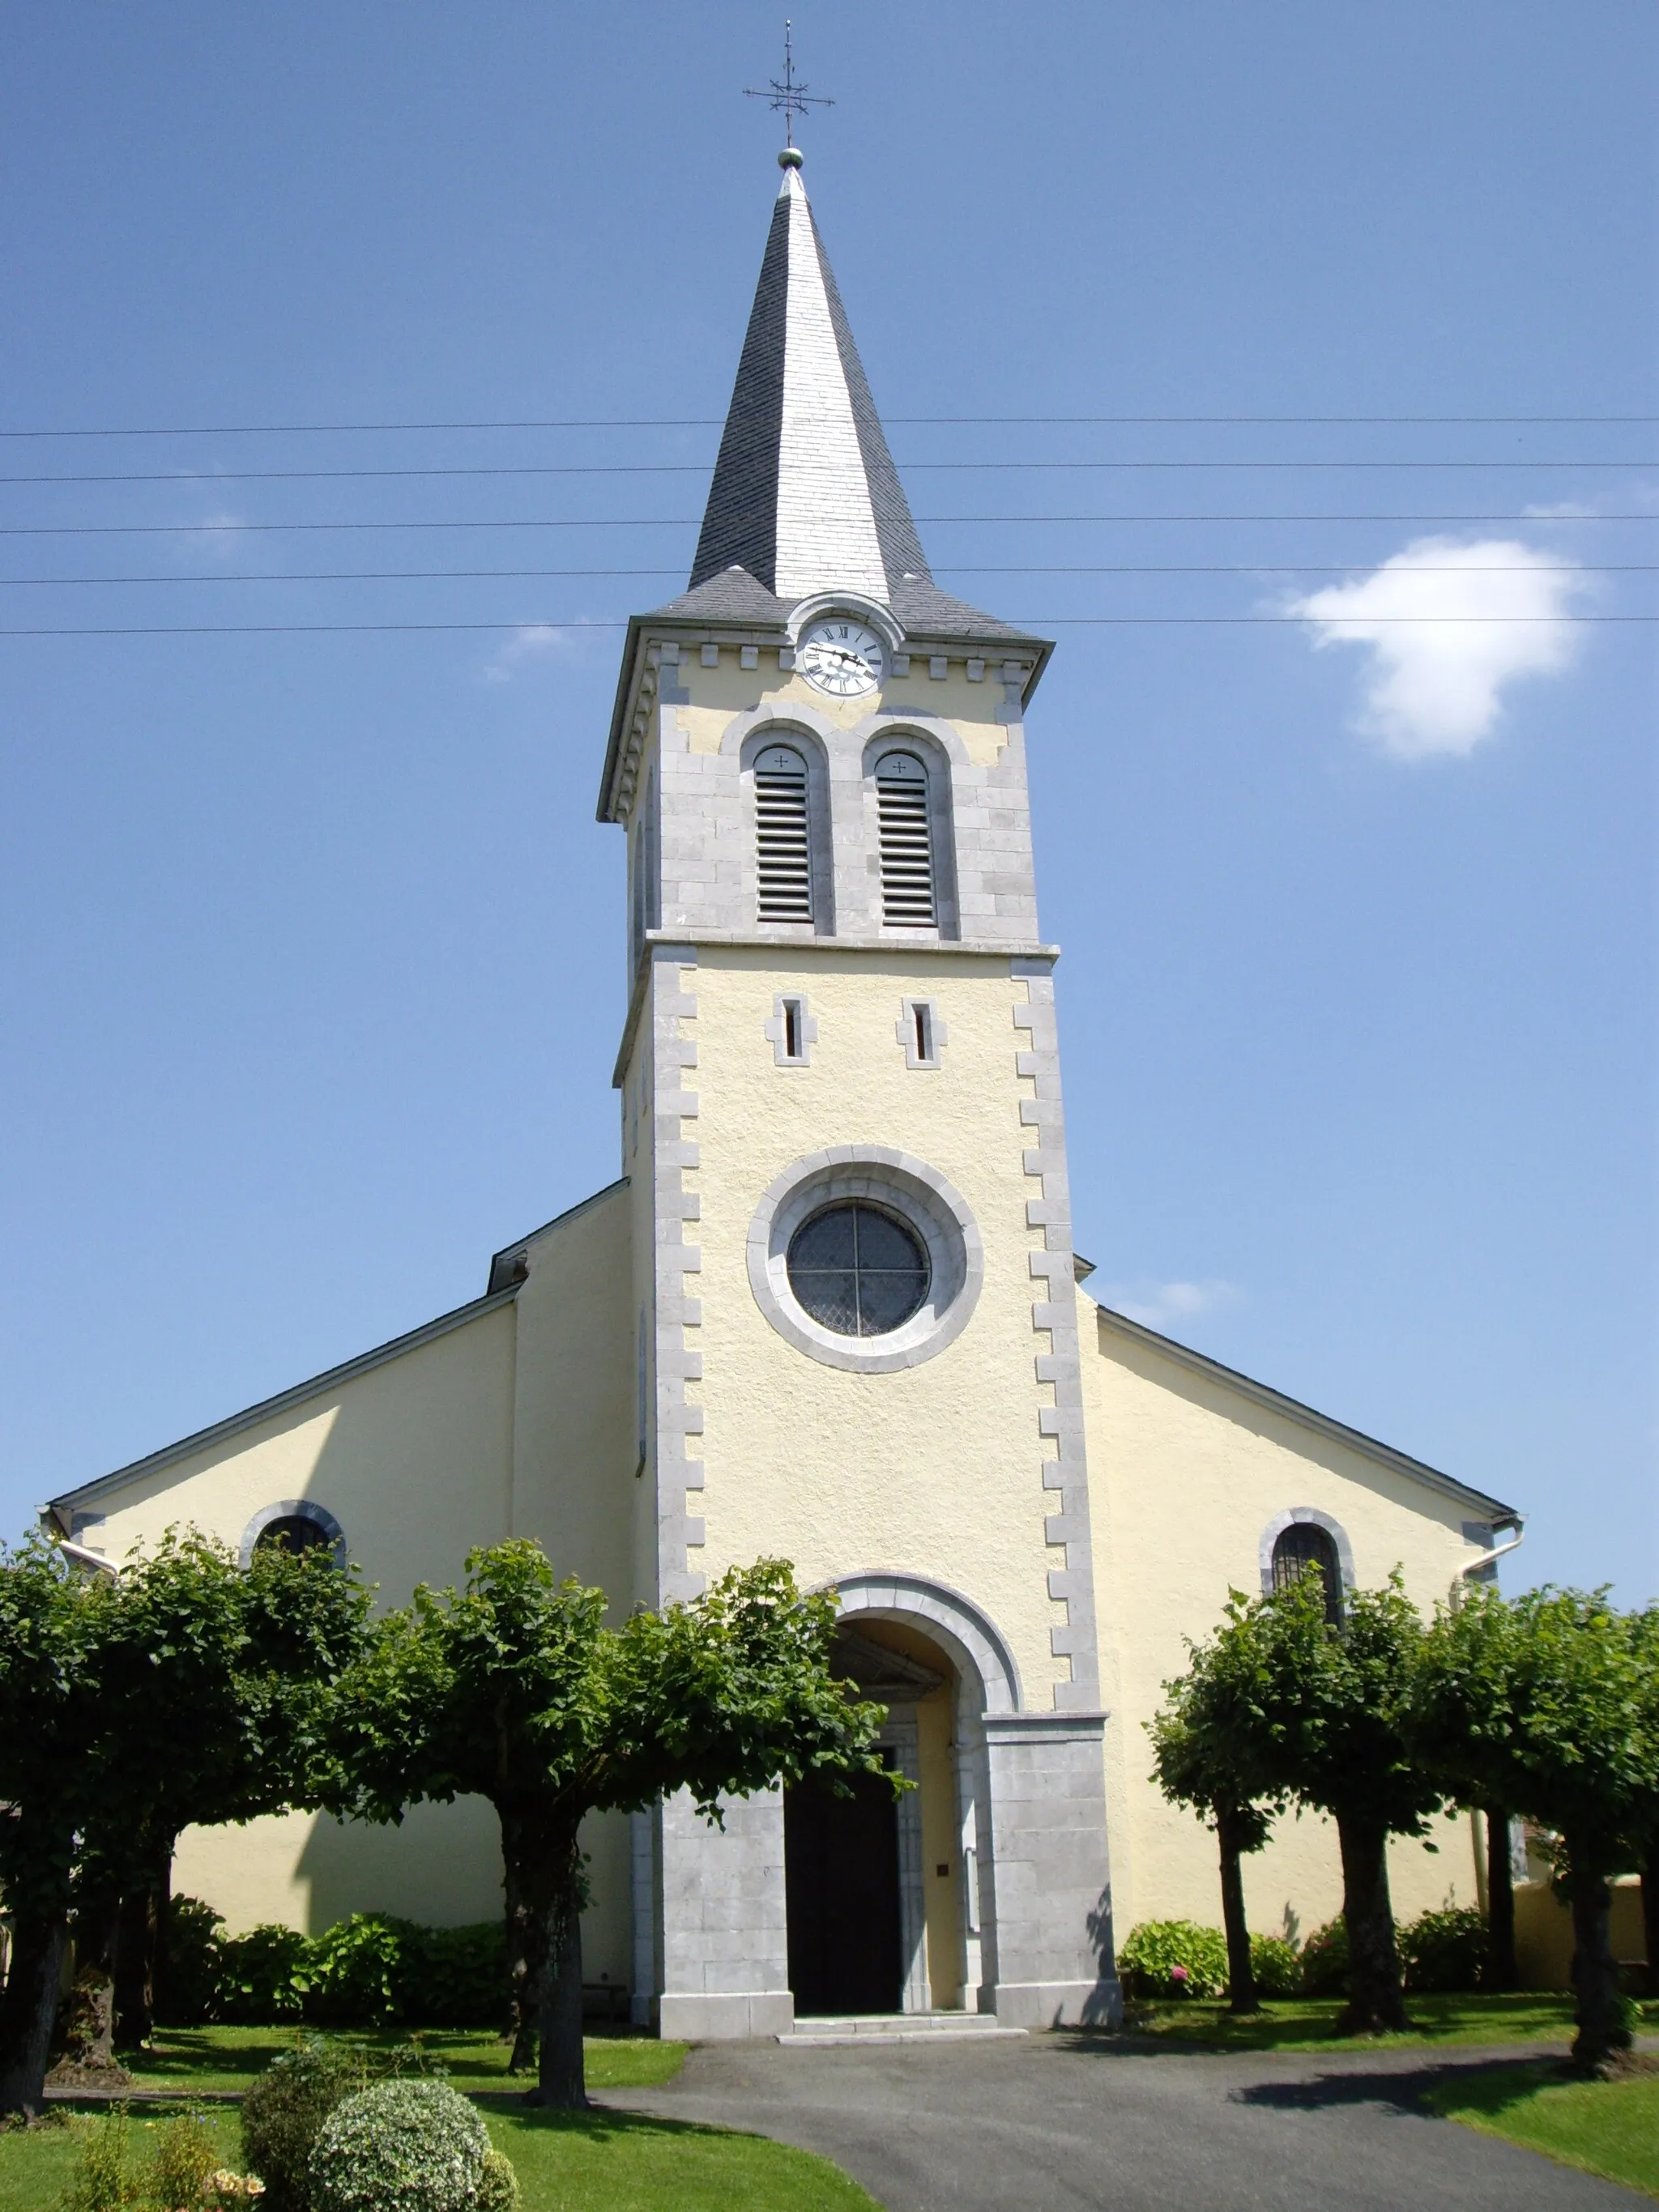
top-left (1051, 1993), bottom-right (1589, 2060)
top-left (475, 2099), bottom-right (757, 2147)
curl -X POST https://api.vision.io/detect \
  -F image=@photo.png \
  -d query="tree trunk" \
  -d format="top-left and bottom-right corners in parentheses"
top-left (497, 1802), bottom-right (586, 2109)
top-left (115, 1885), bottom-right (159, 2049)
top-left (1215, 1806), bottom-right (1259, 2013)
top-left (536, 1879), bottom-right (586, 2111)
top-left (1335, 1813), bottom-right (1406, 2035)
top-left (62, 1894), bottom-right (121, 2071)
top-left (1640, 1831), bottom-right (1659, 2003)
top-left (1484, 1808), bottom-right (1518, 1993)
top-left (1566, 1853), bottom-right (1631, 2073)
top-left (0, 1915), bottom-right (68, 2115)
top-left (500, 1813), bottom-right (546, 2075)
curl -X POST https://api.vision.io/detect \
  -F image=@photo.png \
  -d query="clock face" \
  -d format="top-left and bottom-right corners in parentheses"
top-left (798, 617), bottom-right (885, 697)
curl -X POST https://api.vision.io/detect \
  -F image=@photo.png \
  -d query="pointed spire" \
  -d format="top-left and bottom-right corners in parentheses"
top-left (689, 154), bottom-right (932, 605)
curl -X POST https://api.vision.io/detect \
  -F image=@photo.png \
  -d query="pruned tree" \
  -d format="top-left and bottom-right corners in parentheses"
top-left (1154, 1572), bottom-right (1437, 2035)
top-left (1149, 1636), bottom-right (1286, 2012)
top-left (0, 1541), bottom-right (93, 2112)
top-left (83, 1531), bottom-right (371, 2048)
top-left (0, 1530), bottom-right (369, 2111)
top-left (1408, 1583), bottom-right (1658, 2072)
top-left (329, 1542), bottom-right (887, 2109)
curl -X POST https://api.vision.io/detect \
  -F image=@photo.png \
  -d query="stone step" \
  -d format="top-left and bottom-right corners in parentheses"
top-left (778, 2012), bottom-right (1027, 2047)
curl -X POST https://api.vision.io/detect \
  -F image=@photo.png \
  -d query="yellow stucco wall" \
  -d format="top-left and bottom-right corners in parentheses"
top-left (1514, 1878), bottom-right (1648, 1991)
top-left (509, 1183), bottom-right (637, 1606)
top-left (1083, 1301), bottom-right (1492, 1944)
top-left (61, 1193), bottom-right (642, 1969)
top-left (682, 945), bottom-right (1069, 1708)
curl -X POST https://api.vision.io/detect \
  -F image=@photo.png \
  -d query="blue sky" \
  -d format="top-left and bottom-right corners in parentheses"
top-left (2, 2), bottom-right (1653, 1603)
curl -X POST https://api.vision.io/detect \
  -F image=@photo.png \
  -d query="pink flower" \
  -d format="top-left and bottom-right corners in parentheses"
top-left (1171, 1965), bottom-right (1189, 1984)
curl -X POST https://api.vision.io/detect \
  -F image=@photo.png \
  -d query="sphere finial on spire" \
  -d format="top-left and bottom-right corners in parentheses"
top-left (778, 147), bottom-right (804, 170)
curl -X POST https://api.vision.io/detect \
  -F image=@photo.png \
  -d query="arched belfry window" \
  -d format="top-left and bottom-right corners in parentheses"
top-left (1271, 1521), bottom-right (1345, 1626)
top-left (754, 744), bottom-right (813, 923)
top-left (876, 752), bottom-right (936, 928)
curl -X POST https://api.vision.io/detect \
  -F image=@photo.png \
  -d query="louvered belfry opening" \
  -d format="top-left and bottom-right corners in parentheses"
top-left (876, 752), bottom-right (936, 927)
top-left (754, 744), bottom-right (814, 923)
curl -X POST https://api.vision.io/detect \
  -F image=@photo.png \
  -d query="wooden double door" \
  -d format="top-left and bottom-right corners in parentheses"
top-left (783, 1766), bottom-right (904, 2017)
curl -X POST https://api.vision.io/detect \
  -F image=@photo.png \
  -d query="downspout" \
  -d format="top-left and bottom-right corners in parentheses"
top-left (1453, 1517), bottom-right (1525, 1913)
top-left (36, 1509), bottom-right (120, 1579)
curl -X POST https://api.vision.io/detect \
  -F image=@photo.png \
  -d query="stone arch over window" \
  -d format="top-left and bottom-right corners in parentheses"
top-left (738, 722), bottom-right (834, 934)
top-left (238, 1498), bottom-right (346, 1570)
top-left (1259, 1507), bottom-right (1354, 1624)
top-left (860, 728), bottom-right (958, 939)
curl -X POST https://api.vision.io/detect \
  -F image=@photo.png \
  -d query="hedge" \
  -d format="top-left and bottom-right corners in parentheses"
top-left (163, 1901), bottom-right (507, 2029)
top-left (1118, 1906), bottom-right (1489, 2002)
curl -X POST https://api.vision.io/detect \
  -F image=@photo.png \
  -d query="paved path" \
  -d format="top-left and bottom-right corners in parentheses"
top-left (600, 2032), bottom-right (1648, 2210)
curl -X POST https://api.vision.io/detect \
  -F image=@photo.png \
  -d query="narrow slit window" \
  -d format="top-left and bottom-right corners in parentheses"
top-left (914, 1003), bottom-right (932, 1062)
top-left (783, 998), bottom-right (803, 1061)
top-left (876, 752), bottom-right (936, 927)
top-left (754, 744), bottom-right (813, 923)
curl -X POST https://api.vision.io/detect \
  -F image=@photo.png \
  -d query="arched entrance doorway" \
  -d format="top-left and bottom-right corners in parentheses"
top-left (785, 1617), bottom-right (965, 2016)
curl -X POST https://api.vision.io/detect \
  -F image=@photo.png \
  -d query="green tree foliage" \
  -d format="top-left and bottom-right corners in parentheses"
top-left (0, 1541), bottom-right (92, 2111)
top-left (1408, 1584), bottom-right (1659, 2069)
top-left (0, 1531), bottom-right (369, 2112)
top-left (329, 1542), bottom-right (886, 2109)
top-left (1149, 1571), bottom-right (1437, 2035)
top-left (1149, 1633), bottom-right (1286, 2012)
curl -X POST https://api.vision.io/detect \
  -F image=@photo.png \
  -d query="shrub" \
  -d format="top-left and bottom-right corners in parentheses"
top-left (218, 1927), bottom-right (313, 2026)
top-left (1398, 1905), bottom-right (1488, 1993)
top-left (160, 1909), bottom-right (508, 2031)
top-left (476, 2149), bottom-right (519, 2212)
top-left (1247, 1933), bottom-right (1302, 1998)
top-left (162, 1897), bottom-right (227, 2029)
top-left (1298, 1919), bottom-right (1350, 1996)
top-left (306, 1919), bottom-right (409, 2028)
top-left (241, 2039), bottom-right (372, 2212)
top-left (1117, 1920), bottom-right (1229, 2000)
top-left (308, 2080), bottom-right (491, 2212)
top-left (412, 1924), bottom-right (508, 2031)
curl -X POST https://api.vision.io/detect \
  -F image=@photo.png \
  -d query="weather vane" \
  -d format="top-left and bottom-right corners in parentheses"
top-left (744, 20), bottom-right (834, 150)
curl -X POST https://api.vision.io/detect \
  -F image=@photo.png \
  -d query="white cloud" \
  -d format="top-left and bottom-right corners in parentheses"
top-left (1287, 537), bottom-right (1590, 760)
top-left (181, 509), bottom-right (247, 557)
top-left (1094, 1277), bottom-right (1237, 1332)
top-left (483, 622), bottom-right (595, 684)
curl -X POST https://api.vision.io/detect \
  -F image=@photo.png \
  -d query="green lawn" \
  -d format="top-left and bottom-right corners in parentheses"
top-left (1115, 1992), bottom-right (1659, 2053)
top-left (118, 2024), bottom-right (687, 2095)
top-left (1427, 2061), bottom-right (1659, 2200)
top-left (2, 2081), bottom-right (880, 2212)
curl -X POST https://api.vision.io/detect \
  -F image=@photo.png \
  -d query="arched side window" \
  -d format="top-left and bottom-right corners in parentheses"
top-left (1270, 1520), bottom-right (1345, 1626)
top-left (238, 1498), bottom-right (345, 1571)
top-left (875, 751), bottom-right (936, 927)
top-left (753, 744), bottom-right (814, 923)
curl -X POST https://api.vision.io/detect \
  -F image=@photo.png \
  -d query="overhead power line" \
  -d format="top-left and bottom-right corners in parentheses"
top-left (0, 414), bottom-right (1653, 439)
top-left (1, 459), bottom-right (1653, 487)
top-left (0, 563), bottom-right (1644, 588)
top-left (2, 514), bottom-right (1653, 540)
top-left (0, 616), bottom-right (1649, 639)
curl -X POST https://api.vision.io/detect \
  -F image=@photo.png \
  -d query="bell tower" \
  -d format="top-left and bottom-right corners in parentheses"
top-left (600, 151), bottom-right (1120, 2037)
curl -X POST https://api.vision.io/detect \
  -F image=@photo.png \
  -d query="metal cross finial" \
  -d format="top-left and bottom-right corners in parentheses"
top-left (744, 20), bottom-right (834, 149)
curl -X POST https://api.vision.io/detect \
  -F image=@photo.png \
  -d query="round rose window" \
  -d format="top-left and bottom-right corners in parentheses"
top-left (785, 1201), bottom-right (931, 1338)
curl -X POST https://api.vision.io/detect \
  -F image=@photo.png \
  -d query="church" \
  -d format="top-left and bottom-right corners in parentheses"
top-left (45, 152), bottom-right (1520, 2039)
